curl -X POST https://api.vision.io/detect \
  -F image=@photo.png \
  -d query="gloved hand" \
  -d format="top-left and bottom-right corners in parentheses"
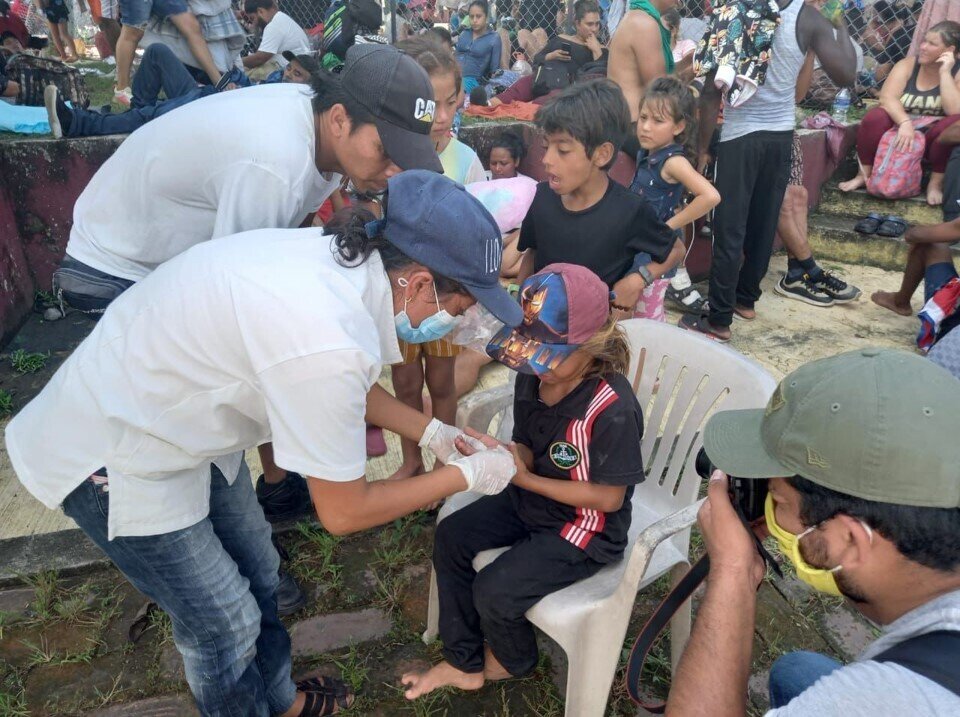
top-left (419, 418), bottom-right (486, 463)
top-left (450, 446), bottom-right (517, 495)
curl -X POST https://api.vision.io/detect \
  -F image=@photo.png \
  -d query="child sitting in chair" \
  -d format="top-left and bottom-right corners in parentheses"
top-left (402, 263), bottom-right (646, 698)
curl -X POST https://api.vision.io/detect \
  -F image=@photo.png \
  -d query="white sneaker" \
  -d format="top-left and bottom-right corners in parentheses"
top-left (113, 86), bottom-right (132, 106)
top-left (44, 85), bottom-right (62, 139)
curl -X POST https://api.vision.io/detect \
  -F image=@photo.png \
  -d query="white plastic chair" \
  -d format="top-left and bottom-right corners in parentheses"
top-left (423, 319), bottom-right (777, 716)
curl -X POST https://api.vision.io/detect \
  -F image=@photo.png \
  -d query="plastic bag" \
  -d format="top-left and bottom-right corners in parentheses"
top-left (448, 304), bottom-right (505, 353)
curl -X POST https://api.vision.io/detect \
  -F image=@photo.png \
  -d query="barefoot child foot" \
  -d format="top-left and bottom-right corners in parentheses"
top-left (838, 173), bottom-right (867, 192)
top-left (402, 661), bottom-right (484, 699)
top-left (483, 645), bottom-right (512, 681)
top-left (870, 290), bottom-right (913, 317)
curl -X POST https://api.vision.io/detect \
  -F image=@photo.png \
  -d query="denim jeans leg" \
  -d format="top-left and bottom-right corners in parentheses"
top-left (68, 88), bottom-right (206, 137)
top-left (132, 43), bottom-right (198, 107)
top-left (208, 463), bottom-right (297, 715)
top-left (768, 650), bottom-right (842, 708)
top-left (62, 476), bottom-right (274, 717)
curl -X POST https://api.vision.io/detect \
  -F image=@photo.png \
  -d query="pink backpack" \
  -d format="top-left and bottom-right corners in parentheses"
top-left (866, 116), bottom-right (938, 199)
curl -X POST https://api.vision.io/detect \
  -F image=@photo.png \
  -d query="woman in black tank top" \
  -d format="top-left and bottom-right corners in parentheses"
top-left (840, 21), bottom-right (960, 205)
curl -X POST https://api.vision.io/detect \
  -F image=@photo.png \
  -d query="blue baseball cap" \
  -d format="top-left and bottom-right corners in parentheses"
top-left (372, 171), bottom-right (523, 327)
top-left (486, 264), bottom-right (610, 374)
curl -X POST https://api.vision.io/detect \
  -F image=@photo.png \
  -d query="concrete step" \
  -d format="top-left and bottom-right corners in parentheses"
top-left (807, 213), bottom-right (960, 273)
top-left (818, 185), bottom-right (942, 226)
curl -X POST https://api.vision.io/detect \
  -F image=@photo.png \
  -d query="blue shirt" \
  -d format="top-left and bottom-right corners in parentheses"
top-left (455, 28), bottom-right (501, 80)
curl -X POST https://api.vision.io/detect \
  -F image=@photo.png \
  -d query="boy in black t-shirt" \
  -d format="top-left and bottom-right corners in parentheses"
top-left (517, 79), bottom-right (683, 318)
top-left (403, 263), bottom-right (646, 699)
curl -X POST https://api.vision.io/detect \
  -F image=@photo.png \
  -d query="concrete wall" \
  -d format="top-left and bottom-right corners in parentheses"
top-left (0, 136), bottom-right (124, 345)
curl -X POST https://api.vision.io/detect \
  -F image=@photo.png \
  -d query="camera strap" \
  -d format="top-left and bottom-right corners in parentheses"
top-left (624, 512), bottom-right (781, 711)
top-left (624, 554), bottom-right (710, 713)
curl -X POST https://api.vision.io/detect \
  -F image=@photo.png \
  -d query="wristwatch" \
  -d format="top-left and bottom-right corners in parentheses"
top-left (636, 265), bottom-right (655, 287)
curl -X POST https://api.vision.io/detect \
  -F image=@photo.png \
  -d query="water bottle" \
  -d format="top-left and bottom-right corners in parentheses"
top-left (832, 88), bottom-right (851, 124)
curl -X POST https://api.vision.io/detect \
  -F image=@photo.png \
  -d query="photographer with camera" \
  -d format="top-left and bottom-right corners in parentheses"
top-left (666, 348), bottom-right (960, 716)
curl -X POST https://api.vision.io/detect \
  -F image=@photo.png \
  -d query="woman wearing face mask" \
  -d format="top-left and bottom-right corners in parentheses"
top-left (4, 171), bottom-right (522, 717)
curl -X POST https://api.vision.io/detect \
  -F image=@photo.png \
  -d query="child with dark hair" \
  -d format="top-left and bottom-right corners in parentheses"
top-left (403, 263), bottom-right (646, 699)
top-left (629, 76), bottom-right (719, 319)
top-left (517, 79), bottom-right (683, 319)
top-left (487, 130), bottom-right (527, 180)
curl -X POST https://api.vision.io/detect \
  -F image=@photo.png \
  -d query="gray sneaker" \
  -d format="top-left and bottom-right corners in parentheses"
top-left (811, 270), bottom-right (861, 304)
top-left (774, 273), bottom-right (834, 307)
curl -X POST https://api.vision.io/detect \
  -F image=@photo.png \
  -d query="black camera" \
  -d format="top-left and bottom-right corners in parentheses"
top-left (695, 447), bottom-right (768, 523)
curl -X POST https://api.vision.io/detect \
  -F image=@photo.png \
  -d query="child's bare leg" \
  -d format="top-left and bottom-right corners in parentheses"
top-left (115, 25), bottom-right (144, 90)
top-left (46, 20), bottom-right (67, 59)
top-left (454, 350), bottom-right (492, 399)
top-left (401, 662), bottom-right (484, 699)
top-left (390, 360), bottom-right (426, 479)
top-left (424, 353), bottom-right (457, 435)
top-left (871, 243), bottom-right (953, 316)
top-left (483, 644), bottom-right (512, 681)
top-left (58, 21), bottom-right (78, 60)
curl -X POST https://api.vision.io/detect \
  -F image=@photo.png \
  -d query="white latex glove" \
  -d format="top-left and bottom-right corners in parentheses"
top-left (419, 418), bottom-right (486, 463)
top-left (450, 446), bottom-right (517, 495)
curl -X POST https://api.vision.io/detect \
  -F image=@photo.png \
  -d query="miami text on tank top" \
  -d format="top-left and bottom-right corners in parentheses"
top-left (721, 0), bottom-right (804, 142)
top-left (900, 61), bottom-right (950, 117)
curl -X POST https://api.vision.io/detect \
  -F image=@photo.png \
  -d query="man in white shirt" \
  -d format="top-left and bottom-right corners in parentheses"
top-left (242, 0), bottom-right (311, 80)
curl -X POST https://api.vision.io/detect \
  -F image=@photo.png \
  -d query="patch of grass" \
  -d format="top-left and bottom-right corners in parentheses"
top-left (24, 571), bottom-right (60, 622)
top-left (148, 607), bottom-right (174, 647)
top-left (290, 522), bottom-right (344, 595)
top-left (0, 389), bottom-right (13, 416)
top-left (10, 349), bottom-right (50, 375)
top-left (0, 689), bottom-right (28, 717)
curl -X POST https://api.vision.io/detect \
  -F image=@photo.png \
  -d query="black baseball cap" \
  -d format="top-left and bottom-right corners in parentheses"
top-left (340, 44), bottom-right (443, 173)
top-left (281, 51), bottom-right (321, 77)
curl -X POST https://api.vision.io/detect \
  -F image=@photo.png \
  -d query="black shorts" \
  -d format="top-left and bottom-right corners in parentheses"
top-left (43, 0), bottom-right (70, 24)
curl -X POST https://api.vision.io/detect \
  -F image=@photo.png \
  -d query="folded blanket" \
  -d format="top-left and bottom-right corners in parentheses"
top-left (465, 100), bottom-right (540, 122)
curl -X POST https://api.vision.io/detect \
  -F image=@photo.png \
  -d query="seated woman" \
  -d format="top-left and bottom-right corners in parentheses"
top-left (455, 0), bottom-right (502, 93)
top-left (490, 0), bottom-right (605, 107)
top-left (840, 20), bottom-right (960, 206)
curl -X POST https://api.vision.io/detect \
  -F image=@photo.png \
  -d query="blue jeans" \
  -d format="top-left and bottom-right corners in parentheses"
top-left (768, 651), bottom-right (842, 708)
top-left (67, 43), bottom-right (215, 137)
top-left (62, 463), bottom-right (297, 717)
top-left (67, 87), bottom-right (212, 137)
top-left (133, 43), bottom-right (200, 108)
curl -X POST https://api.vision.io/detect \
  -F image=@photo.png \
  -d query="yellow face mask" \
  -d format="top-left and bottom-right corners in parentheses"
top-left (764, 494), bottom-right (846, 596)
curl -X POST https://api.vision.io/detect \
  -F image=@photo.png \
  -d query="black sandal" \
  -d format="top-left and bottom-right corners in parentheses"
top-left (854, 212), bottom-right (884, 235)
top-left (297, 676), bottom-right (355, 716)
top-left (876, 215), bottom-right (907, 238)
top-left (666, 285), bottom-right (706, 314)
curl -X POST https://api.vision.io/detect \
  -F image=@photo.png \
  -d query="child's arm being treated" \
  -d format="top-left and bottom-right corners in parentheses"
top-left (510, 442), bottom-right (628, 513)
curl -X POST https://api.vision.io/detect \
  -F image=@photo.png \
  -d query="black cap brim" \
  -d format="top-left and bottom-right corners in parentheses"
top-left (375, 119), bottom-right (443, 173)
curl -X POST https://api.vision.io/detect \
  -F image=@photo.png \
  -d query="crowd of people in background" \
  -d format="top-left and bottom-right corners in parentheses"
top-left (3, 1), bottom-right (960, 717)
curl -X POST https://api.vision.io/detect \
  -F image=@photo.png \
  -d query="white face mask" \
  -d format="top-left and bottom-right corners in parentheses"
top-left (394, 277), bottom-right (460, 344)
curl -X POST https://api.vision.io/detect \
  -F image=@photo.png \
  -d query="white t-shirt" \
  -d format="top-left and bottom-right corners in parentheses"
top-left (66, 84), bottom-right (339, 282)
top-left (259, 11), bottom-right (311, 67)
top-left (6, 229), bottom-right (402, 540)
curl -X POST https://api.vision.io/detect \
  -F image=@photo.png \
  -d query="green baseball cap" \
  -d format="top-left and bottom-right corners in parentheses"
top-left (703, 348), bottom-right (960, 508)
